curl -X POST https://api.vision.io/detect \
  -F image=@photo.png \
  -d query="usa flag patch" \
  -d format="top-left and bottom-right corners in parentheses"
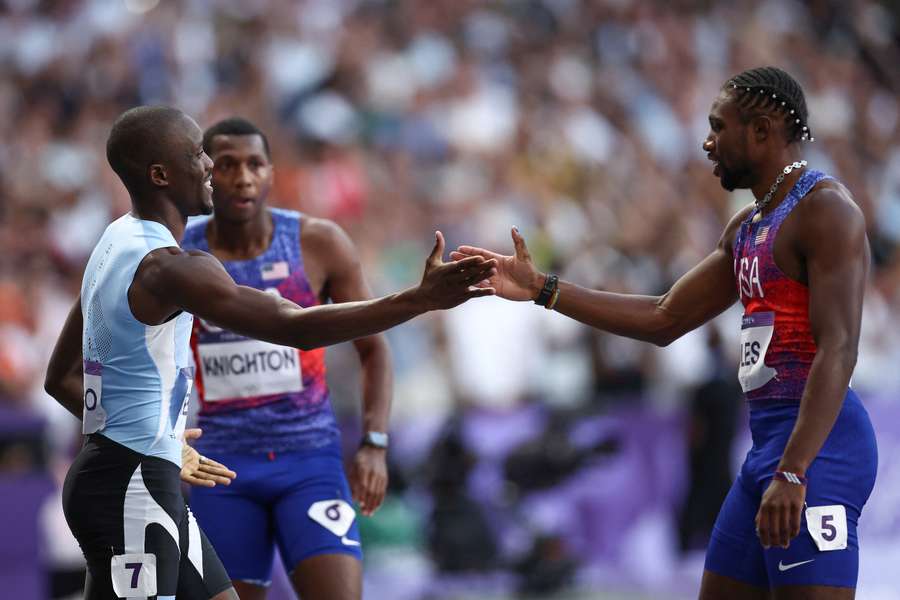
top-left (754, 225), bottom-right (770, 246)
top-left (262, 261), bottom-right (290, 281)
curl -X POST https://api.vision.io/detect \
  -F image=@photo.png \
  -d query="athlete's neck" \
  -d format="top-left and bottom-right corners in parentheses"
top-left (207, 208), bottom-right (274, 261)
top-left (130, 196), bottom-right (188, 242)
top-left (750, 146), bottom-right (805, 215)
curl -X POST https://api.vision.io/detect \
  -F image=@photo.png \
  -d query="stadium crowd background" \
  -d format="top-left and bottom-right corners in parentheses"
top-left (1, 0), bottom-right (900, 598)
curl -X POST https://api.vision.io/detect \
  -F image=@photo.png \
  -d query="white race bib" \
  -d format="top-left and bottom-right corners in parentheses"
top-left (83, 360), bottom-right (107, 434)
top-left (110, 553), bottom-right (157, 597)
top-left (738, 312), bottom-right (777, 393)
top-left (173, 368), bottom-right (194, 440)
top-left (196, 339), bottom-right (303, 402)
top-left (308, 499), bottom-right (356, 537)
top-left (805, 504), bottom-right (848, 551)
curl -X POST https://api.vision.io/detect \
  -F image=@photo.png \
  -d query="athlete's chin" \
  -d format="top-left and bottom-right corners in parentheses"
top-left (719, 170), bottom-right (745, 192)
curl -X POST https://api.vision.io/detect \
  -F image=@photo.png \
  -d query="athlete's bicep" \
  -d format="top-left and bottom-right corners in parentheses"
top-left (304, 218), bottom-right (374, 303)
top-left (656, 244), bottom-right (739, 335)
top-left (652, 205), bottom-right (747, 338)
top-left (802, 190), bottom-right (868, 350)
top-left (157, 251), bottom-right (300, 343)
top-left (325, 228), bottom-right (374, 304)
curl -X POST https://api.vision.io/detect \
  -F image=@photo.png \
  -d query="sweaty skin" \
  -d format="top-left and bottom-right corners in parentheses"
top-left (453, 89), bottom-right (868, 600)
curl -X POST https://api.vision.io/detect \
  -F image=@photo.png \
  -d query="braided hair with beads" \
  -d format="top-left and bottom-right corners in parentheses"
top-left (725, 66), bottom-right (814, 143)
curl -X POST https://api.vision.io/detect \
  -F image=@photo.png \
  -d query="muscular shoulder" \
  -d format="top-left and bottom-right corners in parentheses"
top-left (301, 216), bottom-right (348, 249)
top-left (797, 180), bottom-right (864, 226)
top-left (717, 203), bottom-right (755, 256)
top-left (136, 246), bottom-right (220, 290)
top-left (300, 217), bottom-right (359, 268)
top-left (794, 181), bottom-right (866, 254)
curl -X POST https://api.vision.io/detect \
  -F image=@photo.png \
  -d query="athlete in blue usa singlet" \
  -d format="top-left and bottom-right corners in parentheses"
top-left (703, 168), bottom-right (877, 590)
top-left (183, 118), bottom-right (394, 600)
top-left (452, 67), bottom-right (876, 600)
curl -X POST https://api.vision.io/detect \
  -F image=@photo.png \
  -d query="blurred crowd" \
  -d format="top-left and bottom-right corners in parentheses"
top-left (2, 0), bottom-right (900, 597)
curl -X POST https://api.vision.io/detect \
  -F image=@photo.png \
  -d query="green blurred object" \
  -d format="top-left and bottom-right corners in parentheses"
top-left (357, 493), bottom-right (424, 550)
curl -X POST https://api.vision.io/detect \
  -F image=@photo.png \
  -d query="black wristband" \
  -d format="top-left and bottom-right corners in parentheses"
top-left (534, 273), bottom-right (559, 306)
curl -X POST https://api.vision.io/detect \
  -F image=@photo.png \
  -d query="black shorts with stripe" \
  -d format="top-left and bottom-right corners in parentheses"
top-left (62, 434), bottom-right (231, 600)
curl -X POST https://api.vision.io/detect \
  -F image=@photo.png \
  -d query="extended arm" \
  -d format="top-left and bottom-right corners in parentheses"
top-left (44, 298), bottom-right (83, 419)
top-left (452, 209), bottom-right (750, 346)
top-left (134, 231), bottom-right (495, 350)
top-left (551, 246), bottom-right (737, 346)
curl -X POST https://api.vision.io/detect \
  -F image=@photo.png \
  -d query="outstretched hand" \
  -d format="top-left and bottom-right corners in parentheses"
top-left (450, 227), bottom-right (543, 302)
top-left (416, 231), bottom-right (497, 310)
top-left (180, 428), bottom-right (237, 488)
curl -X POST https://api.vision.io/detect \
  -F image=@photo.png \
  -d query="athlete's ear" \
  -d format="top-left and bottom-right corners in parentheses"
top-left (148, 163), bottom-right (169, 188)
top-left (750, 114), bottom-right (772, 143)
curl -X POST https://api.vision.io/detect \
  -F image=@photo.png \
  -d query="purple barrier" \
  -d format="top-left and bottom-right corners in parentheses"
top-left (0, 474), bottom-right (54, 600)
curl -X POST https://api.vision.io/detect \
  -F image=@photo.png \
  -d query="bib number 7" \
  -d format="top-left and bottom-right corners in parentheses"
top-left (110, 553), bottom-right (157, 597)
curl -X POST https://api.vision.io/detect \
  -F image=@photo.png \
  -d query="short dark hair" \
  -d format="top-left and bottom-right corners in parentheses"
top-left (203, 117), bottom-right (271, 159)
top-left (723, 66), bottom-right (812, 143)
top-left (106, 106), bottom-right (187, 193)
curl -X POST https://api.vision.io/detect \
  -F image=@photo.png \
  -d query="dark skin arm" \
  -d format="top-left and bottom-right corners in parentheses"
top-left (755, 185), bottom-right (869, 549)
top-left (44, 298), bottom-right (84, 419)
top-left (303, 218), bottom-right (393, 516)
top-left (451, 206), bottom-right (752, 346)
top-left (130, 231), bottom-right (496, 347)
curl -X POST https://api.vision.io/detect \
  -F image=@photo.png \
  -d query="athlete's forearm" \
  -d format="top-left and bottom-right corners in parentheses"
top-left (279, 287), bottom-right (425, 351)
top-left (45, 373), bottom-right (83, 420)
top-left (552, 282), bottom-right (679, 346)
top-left (778, 345), bottom-right (857, 474)
top-left (356, 336), bottom-right (393, 433)
top-left (545, 247), bottom-right (737, 346)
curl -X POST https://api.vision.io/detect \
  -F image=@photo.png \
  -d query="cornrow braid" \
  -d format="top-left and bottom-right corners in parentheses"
top-left (724, 66), bottom-right (813, 143)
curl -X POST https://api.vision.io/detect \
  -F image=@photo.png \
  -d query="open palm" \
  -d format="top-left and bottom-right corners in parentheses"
top-left (450, 227), bottom-right (541, 302)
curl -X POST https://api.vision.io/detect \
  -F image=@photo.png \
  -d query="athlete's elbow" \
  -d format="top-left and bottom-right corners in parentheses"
top-left (43, 377), bottom-right (60, 400)
top-left (651, 333), bottom-right (676, 348)
top-left (290, 325), bottom-right (326, 351)
top-left (646, 316), bottom-right (683, 347)
top-left (294, 336), bottom-right (320, 352)
top-left (819, 337), bottom-right (858, 374)
top-left (833, 343), bottom-right (859, 374)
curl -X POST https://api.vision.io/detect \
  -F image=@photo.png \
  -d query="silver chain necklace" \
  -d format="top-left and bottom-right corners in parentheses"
top-left (756, 160), bottom-right (807, 213)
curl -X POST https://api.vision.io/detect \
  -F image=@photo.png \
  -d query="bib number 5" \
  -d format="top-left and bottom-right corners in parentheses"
top-left (805, 505), bottom-right (848, 551)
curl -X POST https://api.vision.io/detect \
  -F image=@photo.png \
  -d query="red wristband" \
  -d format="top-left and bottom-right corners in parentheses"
top-left (774, 470), bottom-right (807, 486)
